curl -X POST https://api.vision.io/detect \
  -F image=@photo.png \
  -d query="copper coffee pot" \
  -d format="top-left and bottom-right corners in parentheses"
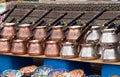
top-left (50, 25), bottom-right (64, 42)
top-left (11, 39), bottom-right (27, 55)
top-left (17, 24), bottom-right (32, 40)
top-left (66, 25), bottom-right (82, 42)
top-left (0, 38), bottom-right (11, 53)
top-left (44, 40), bottom-right (60, 57)
top-left (1, 23), bottom-right (16, 39)
top-left (28, 40), bottom-right (43, 56)
top-left (33, 26), bottom-right (47, 40)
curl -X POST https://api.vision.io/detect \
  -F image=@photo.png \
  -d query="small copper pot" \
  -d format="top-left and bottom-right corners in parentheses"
top-left (66, 25), bottom-right (82, 42)
top-left (33, 26), bottom-right (47, 40)
top-left (1, 23), bottom-right (15, 39)
top-left (50, 26), bottom-right (64, 41)
top-left (11, 39), bottom-right (27, 55)
top-left (17, 24), bottom-right (32, 40)
top-left (28, 40), bottom-right (43, 56)
top-left (44, 41), bottom-right (60, 57)
top-left (0, 38), bottom-right (11, 53)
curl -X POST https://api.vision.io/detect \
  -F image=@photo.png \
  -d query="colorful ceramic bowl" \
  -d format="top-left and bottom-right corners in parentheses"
top-left (2, 69), bottom-right (23, 77)
top-left (69, 69), bottom-right (84, 77)
top-left (33, 65), bottom-right (53, 75)
top-left (48, 68), bottom-right (68, 77)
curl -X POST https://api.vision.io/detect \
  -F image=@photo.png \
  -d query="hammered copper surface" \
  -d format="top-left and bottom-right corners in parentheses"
top-left (1, 23), bottom-right (15, 39)
top-left (44, 41), bottom-right (60, 57)
top-left (11, 39), bottom-right (27, 55)
top-left (17, 24), bottom-right (32, 40)
top-left (33, 26), bottom-right (47, 40)
top-left (28, 40), bottom-right (43, 56)
top-left (0, 38), bottom-right (11, 53)
top-left (50, 26), bottom-right (64, 41)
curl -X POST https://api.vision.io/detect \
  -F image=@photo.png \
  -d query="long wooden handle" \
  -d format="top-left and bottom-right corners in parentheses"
top-left (67, 12), bottom-right (85, 26)
top-left (50, 12), bottom-right (68, 26)
top-left (86, 9), bottom-right (107, 26)
top-left (32, 20), bottom-right (45, 31)
top-left (2, 5), bottom-right (17, 22)
top-left (104, 14), bottom-right (120, 27)
top-left (0, 9), bottom-right (10, 16)
top-left (76, 25), bottom-right (92, 42)
top-left (47, 12), bottom-right (68, 32)
top-left (34, 8), bottom-right (53, 24)
top-left (107, 23), bottom-right (116, 29)
top-left (17, 6), bottom-right (36, 24)
top-left (63, 12), bottom-right (85, 32)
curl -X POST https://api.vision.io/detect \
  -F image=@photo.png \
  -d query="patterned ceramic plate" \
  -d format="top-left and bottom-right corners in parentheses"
top-left (69, 69), bottom-right (84, 77)
top-left (2, 69), bottom-right (23, 77)
top-left (48, 69), bottom-right (68, 77)
top-left (33, 65), bottom-right (53, 75)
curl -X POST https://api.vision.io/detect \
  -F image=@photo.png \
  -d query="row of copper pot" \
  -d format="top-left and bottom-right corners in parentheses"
top-left (1, 37), bottom-right (119, 62)
top-left (0, 22), bottom-right (84, 41)
top-left (1, 22), bottom-right (119, 44)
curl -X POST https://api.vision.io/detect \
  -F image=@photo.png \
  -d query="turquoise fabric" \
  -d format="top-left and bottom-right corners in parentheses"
top-left (43, 58), bottom-right (92, 75)
top-left (102, 64), bottom-right (120, 77)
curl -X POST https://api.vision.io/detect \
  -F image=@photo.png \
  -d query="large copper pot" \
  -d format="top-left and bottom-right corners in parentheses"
top-left (50, 26), bottom-right (64, 42)
top-left (1, 23), bottom-right (16, 39)
top-left (44, 41), bottom-right (60, 57)
top-left (28, 40), bottom-right (43, 56)
top-left (17, 24), bottom-right (32, 40)
top-left (11, 39), bottom-right (27, 55)
top-left (0, 38), bottom-right (11, 53)
top-left (33, 26), bottom-right (47, 40)
top-left (66, 25), bottom-right (82, 42)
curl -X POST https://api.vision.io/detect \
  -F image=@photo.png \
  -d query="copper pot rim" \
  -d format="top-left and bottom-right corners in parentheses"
top-left (0, 38), bottom-right (9, 41)
top-left (69, 25), bottom-right (82, 29)
top-left (29, 40), bottom-right (40, 43)
top-left (4, 22), bottom-right (16, 26)
top-left (36, 26), bottom-right (46, 28)
top-left (46, 40), bottom-right (58, 43)
top-left (52, 25), bottom-right (63, 28)
top-left (13, 39), bottom-right (24, 42)
top-left (18, 24), bottom-right (31, 27)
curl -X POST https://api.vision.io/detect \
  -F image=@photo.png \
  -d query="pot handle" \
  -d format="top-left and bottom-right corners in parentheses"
top-left (84, 30), bottom-right (92, 43)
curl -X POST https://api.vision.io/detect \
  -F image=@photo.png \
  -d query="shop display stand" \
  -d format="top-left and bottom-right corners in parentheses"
top-left (1, 1), bottom-right (120, 76)
top-left (1, 53), bottom-right (120, 65)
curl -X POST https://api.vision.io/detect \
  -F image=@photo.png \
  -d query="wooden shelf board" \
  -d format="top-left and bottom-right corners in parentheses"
top-left (1, 53), bottom-right (120, 65)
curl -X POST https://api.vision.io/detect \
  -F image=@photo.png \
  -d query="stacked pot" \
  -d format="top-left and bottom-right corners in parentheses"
top-left (83, 25), bottom-right (120, 62)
